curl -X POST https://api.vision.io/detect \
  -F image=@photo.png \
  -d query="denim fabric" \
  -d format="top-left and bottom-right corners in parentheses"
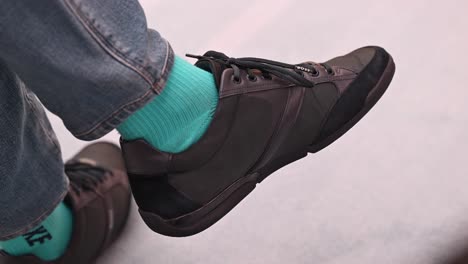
top-left (0, 0), bottom-right (174, 140)
top-left (0, 0), bottom-right (173, 240)
top-left (0, 61), bottom-right (68, 240)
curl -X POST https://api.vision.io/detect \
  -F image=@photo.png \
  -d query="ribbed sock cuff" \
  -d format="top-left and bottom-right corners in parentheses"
top-left (117, 55), bottom-right (218, 153)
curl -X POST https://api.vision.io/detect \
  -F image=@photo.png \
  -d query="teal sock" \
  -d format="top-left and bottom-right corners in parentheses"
top-left (0, 202), bottom-right (73, 261)
top-left (117, 55), bottom-right (218, 153)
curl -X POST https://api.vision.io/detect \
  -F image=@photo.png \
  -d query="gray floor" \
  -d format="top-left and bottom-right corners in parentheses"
top-left (48, 0), bottom-right (468, 263)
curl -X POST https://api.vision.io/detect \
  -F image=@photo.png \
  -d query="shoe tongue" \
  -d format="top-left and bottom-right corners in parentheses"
top-left (194, 51), bottom-right (230, 89)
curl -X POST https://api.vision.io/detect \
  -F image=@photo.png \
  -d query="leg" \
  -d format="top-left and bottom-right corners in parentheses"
top-left (0, 60), bottom-right (68, 241)
top-left (0, 61), bottom-right (132, 263)
top-left (0, 0), bottom-right (173, 140)
top-left (0, 0), bottom-right (216, 153)
top-left (0, 1), bottom-right (215, 260)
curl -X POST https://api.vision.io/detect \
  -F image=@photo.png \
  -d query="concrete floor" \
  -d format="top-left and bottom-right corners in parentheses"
top-left (46, 0), bottom-right (468, 263)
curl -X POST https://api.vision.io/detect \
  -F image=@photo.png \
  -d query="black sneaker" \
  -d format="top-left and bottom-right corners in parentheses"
top-left (1, 142), bottom-right (132, 264)
top-left (121, 46), bottom-right (395, 237)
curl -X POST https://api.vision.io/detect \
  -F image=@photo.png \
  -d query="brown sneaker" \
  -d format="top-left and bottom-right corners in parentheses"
top-left (1, 142), bottom-right (131, 264)
top-left (121, 46), bottom-right (395, 237)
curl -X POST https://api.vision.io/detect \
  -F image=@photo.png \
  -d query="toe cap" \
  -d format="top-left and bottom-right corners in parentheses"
top-left (326, 46), bottom-right (390, 75)
top-left (316, 46), bottom-right (392, 142)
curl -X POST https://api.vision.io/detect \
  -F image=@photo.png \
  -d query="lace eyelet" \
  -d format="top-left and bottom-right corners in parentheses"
top-left (327, 69), bottom-right (335, 75)
top-left (311, 70), bottom-right (320, 77)
top-left (248, 75), bottom-right (258, 82)
top-left (232, 76), bottom-right (241, 84)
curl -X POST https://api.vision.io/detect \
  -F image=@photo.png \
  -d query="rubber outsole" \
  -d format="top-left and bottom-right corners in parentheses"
top-left (139, 56), bottom-right (396, 237)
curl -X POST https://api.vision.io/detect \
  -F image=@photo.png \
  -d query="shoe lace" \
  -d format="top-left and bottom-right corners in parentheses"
top-left (186, 51), bottom-right (334, 87)
top-left (66, 163), bottom-right (111, 196)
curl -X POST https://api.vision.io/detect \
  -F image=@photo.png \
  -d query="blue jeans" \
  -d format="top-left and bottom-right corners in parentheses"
top-left (0, 0), bottom-right (174, 240)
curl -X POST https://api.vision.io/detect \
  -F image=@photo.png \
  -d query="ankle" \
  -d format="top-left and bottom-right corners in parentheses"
top-left (118, 55), bottom-right (218, 153)
top-left (0, 202), bottom-right (73, 261)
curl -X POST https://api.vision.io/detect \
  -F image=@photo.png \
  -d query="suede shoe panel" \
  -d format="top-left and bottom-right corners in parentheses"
top-left (319, 47), bottom-right (391, 141)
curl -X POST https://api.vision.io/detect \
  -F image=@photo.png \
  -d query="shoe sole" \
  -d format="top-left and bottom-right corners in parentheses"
top-left (139, 56), bottom-right (396, 237)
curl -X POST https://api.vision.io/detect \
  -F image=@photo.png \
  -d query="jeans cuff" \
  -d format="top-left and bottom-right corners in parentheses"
top-left (0, 177), bottom-right (69, 241)
top-left (73, 46), bottom-right (175, 141)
